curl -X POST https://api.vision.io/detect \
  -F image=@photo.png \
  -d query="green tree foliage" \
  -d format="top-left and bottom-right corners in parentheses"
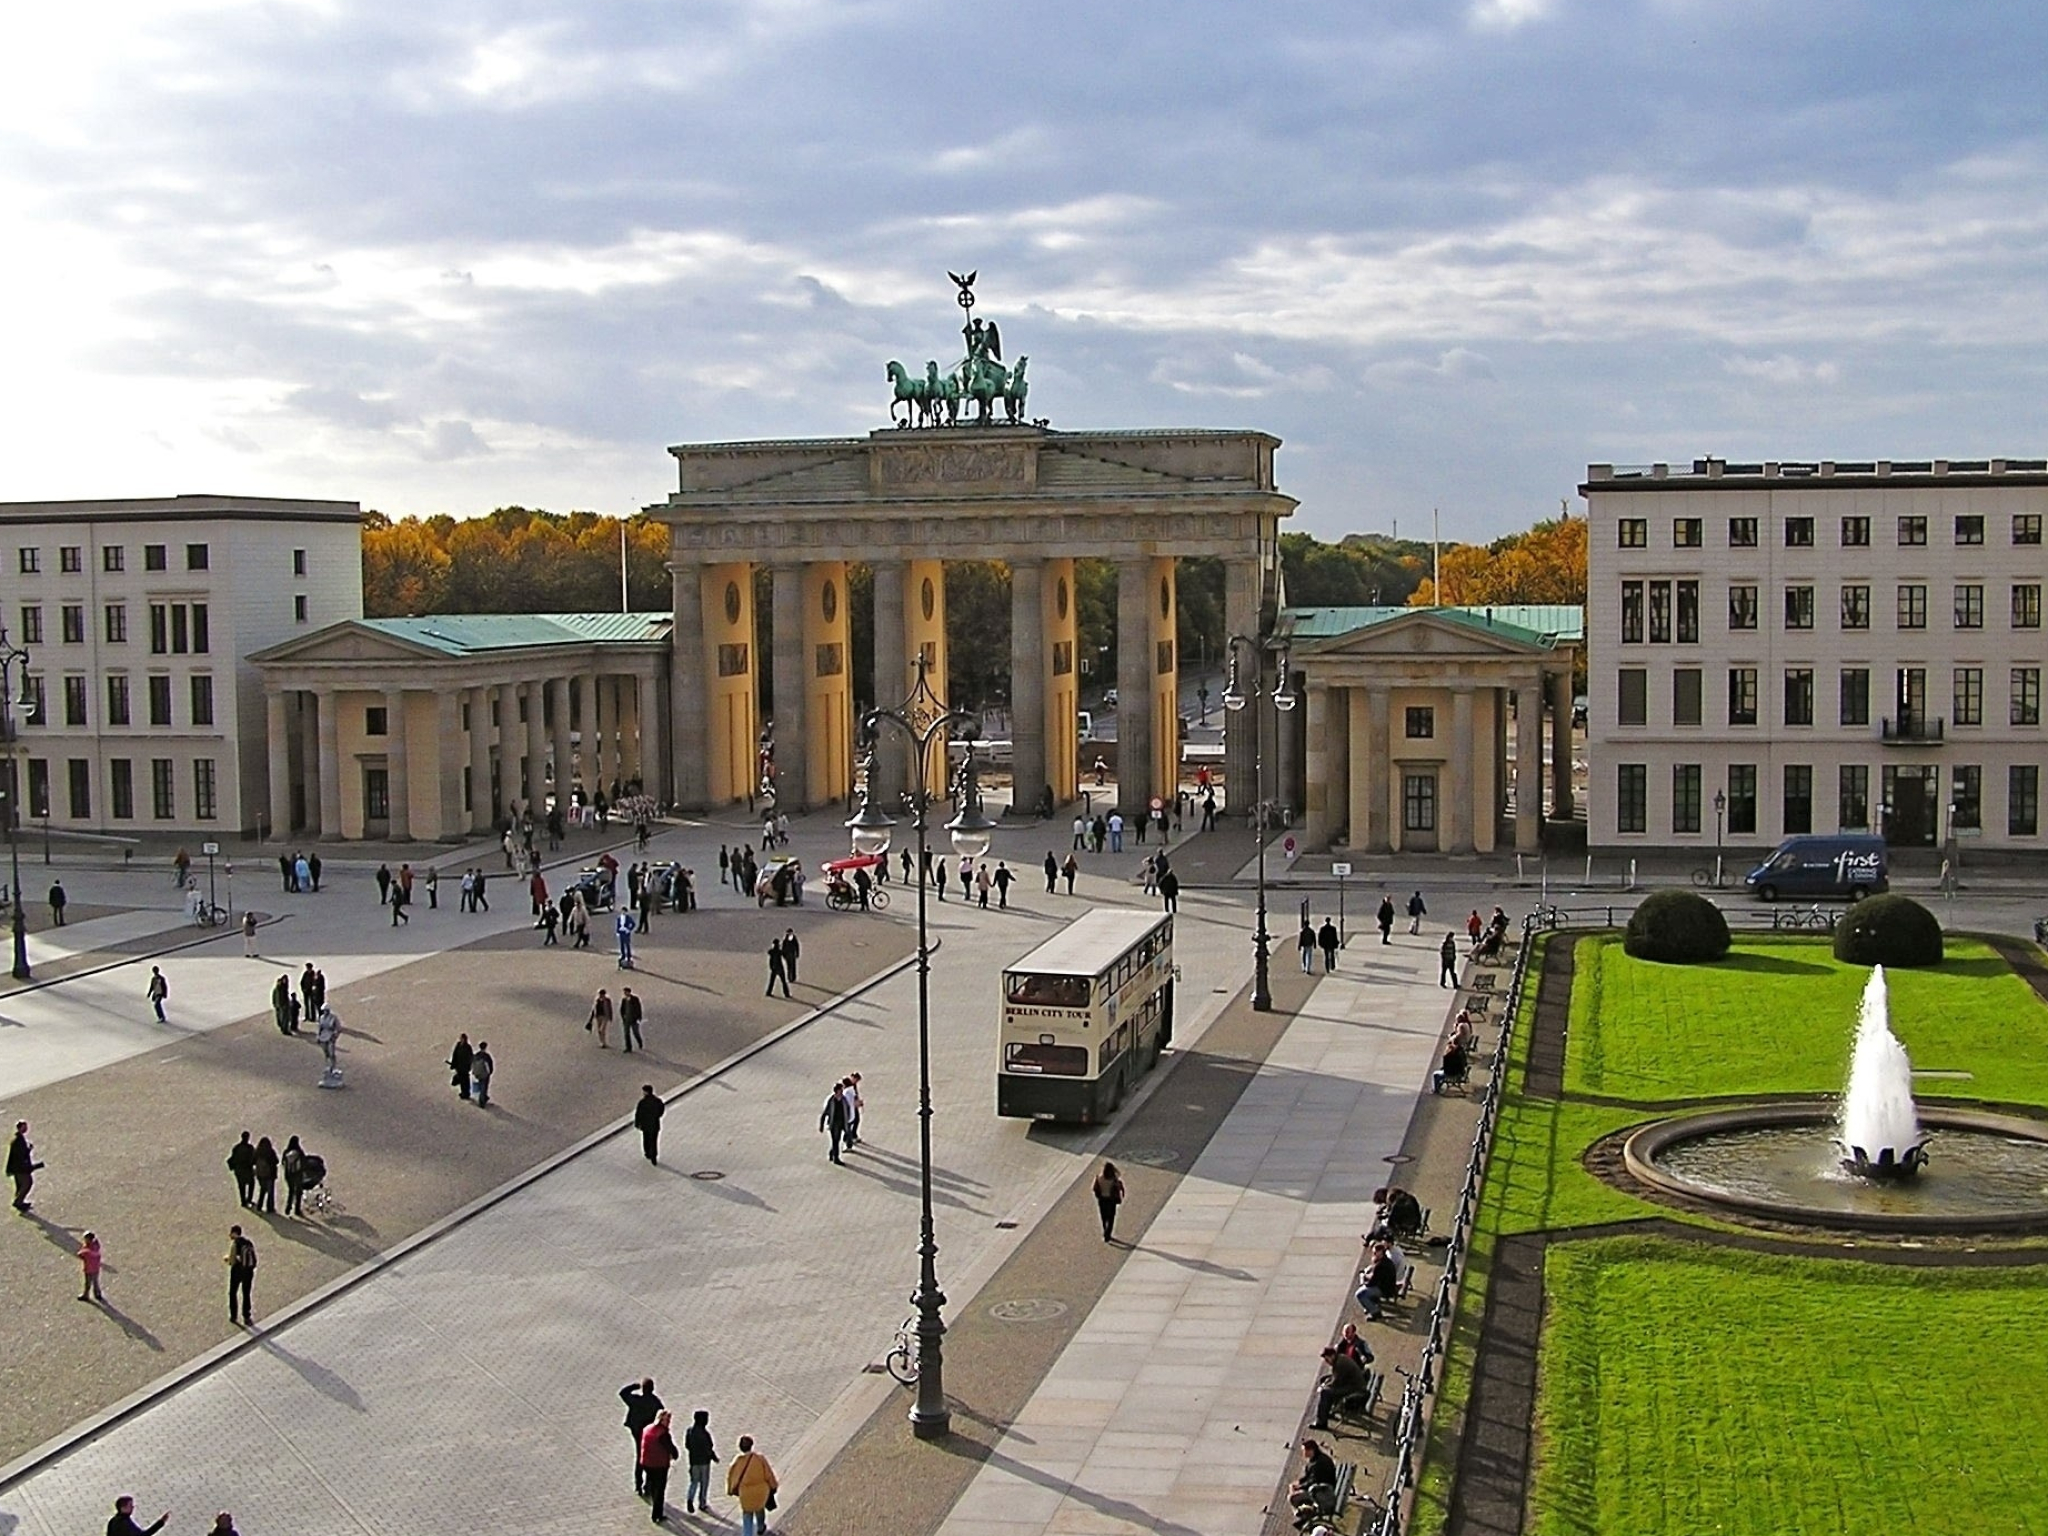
top-left (1281, 533), bottom-right (1428, 608)
top-left (1833, 895), bottom-right (1945, 968)
top-left (1624, 888), bottom-right (1733, 963)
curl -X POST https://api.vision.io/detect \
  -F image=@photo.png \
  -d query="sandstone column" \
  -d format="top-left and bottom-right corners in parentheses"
top-left (1304, 683), bottom-right (1333, 848)
top-left (299, 694), bottom-right (322, 837)
top-left (550, 677), bottom-right (573, 808)
top-left (495, 683), bottom-right (519, 821)
top-left (1363, 685), bottom-right (1392, 852)
top-left (525, 680), bottom-right (548, 810)
top-left (384, 688), bottom-right (411, 840)
top-left (1274, 660), bottom-right (1299, 822)
top-left (315, 688), bottom-right (343, 841)
top-left (265, 690), bottom-right (291, 841)
top-left (468, 686), bottom-right (492, 831)
top-left (1010, 558), bottom-right (1046, 814)
top-left (436, 693), bottom-right (464, 840)
top-left (589, 671), bottom-right (609, 794)
top-left (771, 563), bottom-right (807, 809)
top-left (636, 671), bottom-right (660, 792)
top-left (1448, 685), bottom-right (1476, 854)
top-left (1223, 556), bottom-right (1261, 810)
top-left (670, 565), bottom-right (708, 809)
top-left (869, 560), bottom-right (906, 808)
top-left (1516, 674), bottom-right (1545, 853)
top-left (1116, 559), bottom-right (1154, 818)
top-left (1549, 669), bottom-right (1575, 820)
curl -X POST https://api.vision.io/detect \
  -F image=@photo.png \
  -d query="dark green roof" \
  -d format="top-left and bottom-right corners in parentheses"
top-left (1283, 604), bottom-right (1582, 647)
top-left (361, 612), bottom-right (671, 657)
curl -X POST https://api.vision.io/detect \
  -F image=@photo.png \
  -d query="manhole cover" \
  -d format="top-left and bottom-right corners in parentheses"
top-left (689, 1170), bottom-right (727, 1182)
top-left (988, 1298), bottom-right (1068, 1324)
top-left (1382, 1153), bottom-right (1415, 1165)
top-left (1121, 1147), bottom-right (1180, 1167)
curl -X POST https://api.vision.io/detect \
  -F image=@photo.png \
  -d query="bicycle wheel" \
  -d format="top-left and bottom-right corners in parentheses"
top-left (885, 1343), bottom-right (918, 1384)
top-left (1691, 867), bottom-right (1714, 887)
top-left (869, 888), bottom-right (890, 912)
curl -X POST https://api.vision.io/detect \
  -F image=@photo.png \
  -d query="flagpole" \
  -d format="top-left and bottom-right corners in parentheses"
top-left (620, 520), bottom-right (629, 614)
top-left (1432, 507), bottom-right (1441, 604)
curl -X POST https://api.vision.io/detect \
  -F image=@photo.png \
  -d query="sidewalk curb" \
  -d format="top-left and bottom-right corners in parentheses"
top-left (0, 944), bottom-right (925, 1494)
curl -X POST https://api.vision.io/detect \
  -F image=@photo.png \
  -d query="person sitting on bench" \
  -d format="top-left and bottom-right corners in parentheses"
top-left (1355, 1242), bottom-right (1402, 1320)
top-left (1313, 1345), bottom-right (1368, 1429)
top-left (1334, 1322), bottom-right (1373, 1366)
top-left (1449, 1009), bottom-right (1478, 1054)
top-left (1433, 1037), bottom-right (1471, 1094)
top-left (1289, 1438), bottom-right (1339, 1521)
top-left (1369, 1186), bottom-right (1424, 1241)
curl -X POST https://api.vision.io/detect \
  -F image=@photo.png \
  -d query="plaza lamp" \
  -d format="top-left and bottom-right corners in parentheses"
top-left (0, 625), bottom-right (35, 980)
top-left (1222, 632), bottom-right (1295, 1011)
top-left (845, 654), bottom-right (996, 1440)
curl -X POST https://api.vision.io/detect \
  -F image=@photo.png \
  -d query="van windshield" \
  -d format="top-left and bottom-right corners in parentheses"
top-left (1767, 851), bottom-right (1799, 872)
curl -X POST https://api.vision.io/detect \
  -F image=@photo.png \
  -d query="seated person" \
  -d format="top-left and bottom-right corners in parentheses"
top-left (1355, 1242), bottom-right (1401, 1320)
top-left (1449, 1010), bottom-right (1479, 1055)
top-left (1488, 904), bottom-right (1509, 936)
top-left (1334, 1322), bottom-right (1373, 1366)
top-left (1288, 1438), bottom-right (1338, 1518)
top-left (1313, 1345), bottom-right (1367, 1429)
top-left (1474, 927), bottom-right (1505, 961)
top-left (1368, 1186), bottom-right (1424, 1241)
top-left (1433, 1038), bottom-right (1471, 1093)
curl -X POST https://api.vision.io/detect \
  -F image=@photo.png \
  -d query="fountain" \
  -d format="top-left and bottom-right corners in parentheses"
top-left (1834, 967), bottom-right (1928, 1178)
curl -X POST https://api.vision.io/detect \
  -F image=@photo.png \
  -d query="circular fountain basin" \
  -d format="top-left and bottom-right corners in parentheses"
top-left (1622, 1103), bottom-right (2048, 1233)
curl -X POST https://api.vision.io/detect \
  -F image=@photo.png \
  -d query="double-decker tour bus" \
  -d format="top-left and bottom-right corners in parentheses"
top-left (998, 909), bottom-right (1175, 1123)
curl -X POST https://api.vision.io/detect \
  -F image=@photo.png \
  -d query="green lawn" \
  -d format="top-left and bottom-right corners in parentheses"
top-left (1533, 1235), bottom-right (2048, 1536)
top-left (1565, 935), bottom-right (2048, 1106)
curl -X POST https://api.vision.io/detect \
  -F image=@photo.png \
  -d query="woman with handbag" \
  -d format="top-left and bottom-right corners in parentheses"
top-left (1092, 1160), bottom-right (1126, 1243)
top-left (725, 1435), bottom-right (779, 1536)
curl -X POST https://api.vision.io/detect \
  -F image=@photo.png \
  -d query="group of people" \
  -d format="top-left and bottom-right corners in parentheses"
top-left (372, 861), bottom-right (421, 922)
top-left (275, 850), bottom-right (324, 894)
top-left (445, 1033), bottom-right (497, 1105)
top-left (816, 1073), bottom-right (863, 1162)
top-left (620, 1380), bottom-right (777, 1530)
top-left (222, 1130), bottom-right (323, 1219)
top-left (765, 929), bottom-right (801, 997)
top-left (582, 986), bottom-right (648, 1051)
top-left (269, 964), bottom-right (332, 1035)
top-left (1296, 916), bottom-right (1343, 972)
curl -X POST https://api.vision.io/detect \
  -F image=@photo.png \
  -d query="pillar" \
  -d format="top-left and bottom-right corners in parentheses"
top-left (1549, 668), bottom-right (1575, 820)
top-left (1010, 557), bottom-right (1046, 813)
top-left (265, 690), bottom-right (291, 841)
top-left (468, 686), bottom-right (492, 832)
top-left (803, 562), bottom-right (852, 806)
top-left (636, 671), bottom-right (660, 792)
top-left (1117, 559), bottom-right (1154, 818)
top-left (903, 559), bottom-right (948, 801)
top-left (1147, 557), bottom-right (1180, 809)
top-left (1043, 557), bottom-right (1078, 806)
top-left (1516, 673), bottom-right (1544, 853)
top-left (701, 562), bottom-right (757, 804)
top-left (670, 563), bottom-right (709, 809)
top-left (588, 671), bottom-right (609, 794)
top-left (526, 680), bottom-right (548, 811)
top-left (1304, 683), bottom-right (1334, 848)
top-left (1223, 556), bottom-right (1261, 810)
top-left (315, 688), bottom-right (343, 841)
top-left (300, 693), bottom-right (322, 837)
top-left (1361, 685), bottom-right (1391, 852)
top-left (1448, 685), bottom-right (1476, 854)
top-left (869, 561), bottom-right (906, 808)
top-left (495, 683), bottom-right (518, 821)
top-left (550, 677), bottom-right (573, 809)
top-left (384, 688), bottom-right (411, 840)
top-left (1275, 666), bottom-right (1299, 823)
top-left (771, 563), bottom-right (807, 808)
top-left (436, 693), bottom-right (464, 841)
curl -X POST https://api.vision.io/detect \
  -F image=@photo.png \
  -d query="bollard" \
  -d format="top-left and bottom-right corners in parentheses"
top-left (1627, 857), bottom-right (1637, 890)
top-left (1516, 852), bottom-right (1525, 882)
top-left (1584, 853), bottom-right (1593, 884)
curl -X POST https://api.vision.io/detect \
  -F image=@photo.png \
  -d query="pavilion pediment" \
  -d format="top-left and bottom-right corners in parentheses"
top-left (1295, 610), bottom-right (1556, 662)
top-left (249, 622), bottom-right (451, 667)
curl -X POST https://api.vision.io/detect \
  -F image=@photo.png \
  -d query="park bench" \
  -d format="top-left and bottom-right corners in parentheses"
top-left (1293, 1460), bottom-right (1359, 1531)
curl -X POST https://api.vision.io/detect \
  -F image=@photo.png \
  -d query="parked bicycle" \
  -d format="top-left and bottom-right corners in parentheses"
top-left (1690, 863), bottom-right (1731, 888)
top-left (1771, 903), bottom-right (1838, 931)
top-left (885, 1316), bottom-right (919, 1384)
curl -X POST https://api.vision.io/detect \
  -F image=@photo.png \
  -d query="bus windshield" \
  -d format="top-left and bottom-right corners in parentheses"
top-left (1005, 973), bottom-right (1092, 1009)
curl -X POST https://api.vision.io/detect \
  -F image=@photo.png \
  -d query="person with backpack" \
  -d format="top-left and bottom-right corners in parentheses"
top-left (224, 1224), bottom-right (258, 1325)
top-left (281, 1136), bottom-right (307, 1216)
top-left (820, 1079), bottom-right (850, 1164)
top-left (471, 1041), bottom-right (494, 1107)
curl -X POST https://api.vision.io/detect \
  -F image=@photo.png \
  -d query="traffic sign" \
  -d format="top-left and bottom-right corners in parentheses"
top-left (1331, 862), bottom-right (1352, 877)
top-left (201, 842), bottom-right (220, 856)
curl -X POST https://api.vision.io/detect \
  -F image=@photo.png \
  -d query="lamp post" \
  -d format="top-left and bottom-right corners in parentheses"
top-left (0, 626), bottom-right (34, 980)
top-left (1222, 632), bottom-right (1295, 1012)
top-left (1713, 788), bottom-right (1726, 887)
top-left (845, 654), bottom-right (996, 1440)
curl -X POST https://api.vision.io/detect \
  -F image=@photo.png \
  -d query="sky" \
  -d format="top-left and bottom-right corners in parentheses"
top-left (5, 0), bottom-right (2047, 542)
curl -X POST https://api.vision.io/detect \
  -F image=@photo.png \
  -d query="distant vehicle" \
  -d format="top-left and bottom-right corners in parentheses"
top-left (568, 868), bottom-right (616, 910)
top-left (1077, 710), bottom-right (1095, 742)
top-left (1571, 695), bottom-right (1588, 728)
top-left (998, 910), bottom-right (1174, 1125)
top-left (1744, 834), bottom-right (1888, 902)
top-left (1102, 688), bottom-right (1119, 707)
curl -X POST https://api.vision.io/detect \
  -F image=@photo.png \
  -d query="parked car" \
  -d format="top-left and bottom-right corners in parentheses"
top-left (568, 867), bottom-right (616, 910)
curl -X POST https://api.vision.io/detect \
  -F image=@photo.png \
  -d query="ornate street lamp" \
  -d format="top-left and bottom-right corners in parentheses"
top-left (1222, 632), bottom-right (1294, 1012)
top-left (0, 626), bottom-right (36, 980)
top-left (845, 654), bottom-right (996, 1440)
top-left (1713, 788), bottom-right (1726, 887)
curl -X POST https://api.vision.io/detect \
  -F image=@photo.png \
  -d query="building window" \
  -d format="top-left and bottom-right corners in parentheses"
top-left (109, 759), bottom-right (133, 820)
top-left (1674, 518), bottom-right (1703, 548)
top-left (63, 676), bottom-right (86, 728)
top-left (1620, 581), bottom-right (1644, 643)
top-left (2013, 668), bottom-right (2042, 726)
top-left (1728, 585), bottom-right (1758, 630)
top-left (2011, 766), bottom-right (2040, 836)
top-left (149, 604), bottom-right (166, 654)
top-left (1617, 670), bottom-right (1647, 726)
top-left (1783, 765), bottom-right (1814, 835)
top-left (1840, 585), bottom-right (1870, 630)
top-left (1840, 515), bottom-right (1870, 547)
top-left (2015, 514), bottom-right (2043, 546)
top-left (1953, 765), bottom-right (1982, 831)
top-left (1839, 765), bottom-right (1870, 830)
top-left (59, 546), bottom-right (82, 574)
top-left (26, 759), bottom-right (48, 819)
top-left (192, 603), bottom-right (209, 654)
top-left (144, 544), bottom-right (167, 572)
top-left (1785, 517), bottom-right (1814, 547)
top-left (17, 548), bottom-right (39, 575)
top-left (60, 605), bottom-right (84, 644)
top-left (1729, 517), bottom-right (1758, 548)
top-left (1649, 580), bottom-right (1672, 643)
top-left (1728, 668), bottom-right (1758, 726)
top-left (150, 759), bottom-right (175, 819)
top-left (1897, 515), bottom-right (1927, 546)
top-left (19, 606), bottom-right (41, 645)
top-left (1953, 668), bottom-right (1983, 727)
top-left (1897, 584), bottom-right (1927, 629)
top-left (1405, 706), bottom-right (1434, 738)
top-left (1784, 585), bottom-right (1814, 630)
top-left (194, 758), bottom-right (217, 820)
top-left (294, 594), bottom-right (309, 624)
top-left (149, 602), bottom-right (208, 655)
top-left (1673, 668), bottom-right (1702, 726)
top-left (104, 604), bottom-right (126, 643)
top-left (1727, 764), bottom-right (1758, 835)
top-left (1955, 514), bottom-right (1985, 546)
top-left (293, 548), bottom-right (308, 576)
top-left (1672, 764), bottom-right (1702, 833)
top-left (2013, 584), bottom-right (2042, 629)
top-left (107, 675), bottom-right (130, 726)
top-left (186, 542), bottom-right (210, 571)
top-left (365, 706), bottom-right (388, 737)
top-left (1617, 518), bottom-right (1647, 548)
top-left (1839, 669), bottom-right (1870, 727)
top-left (103, 546), bottom-right (124, 573)
top-left (22, 676), bottom-right (44, 727)
top-left (1675, 581), bottom-right (1699, 643)
top-left (1784, 668), bottom-right (1814, 726)
top-left (147, 675), bottom-right (172, 727)
top-left (1896, 667), bottom-right (1927, 725)
top-left (1955, 584), bottom-right (1984, 629)
top-left (67, 759), bottom-right (90, 820)
top-left (1402, 773), bottom-right (1436, 833)
top-left (190, 675), bottom-right (214, 727)
top-left (1616, 764), bottom-right (1648, 834)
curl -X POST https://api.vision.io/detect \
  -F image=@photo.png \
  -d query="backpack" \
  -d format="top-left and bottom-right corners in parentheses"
top-left (234, 1236), bottom-right (257, 1270)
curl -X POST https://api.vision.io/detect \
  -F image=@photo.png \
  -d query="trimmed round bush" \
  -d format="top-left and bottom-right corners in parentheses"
top-left (1624, 888), bottom-right (1732, 963)
top-left (1833, 893), bottom-right (1944, 968)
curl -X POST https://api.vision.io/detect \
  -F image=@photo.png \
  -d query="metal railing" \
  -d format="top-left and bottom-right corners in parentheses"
top-left (1362, 912), bottom-right (1544, 1536)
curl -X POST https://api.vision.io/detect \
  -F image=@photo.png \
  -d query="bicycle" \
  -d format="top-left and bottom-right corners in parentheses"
top-left (885, 1316), bottom-right (918, 1384)
top-left (192, 902), bottom-right (231, 928)
top-left (1772, 904), bottom-right (1836, 931)
top-left (1690, 864), bottom-right (1730, 889)
top-left (1532, 904), bottom-right (1565, 930)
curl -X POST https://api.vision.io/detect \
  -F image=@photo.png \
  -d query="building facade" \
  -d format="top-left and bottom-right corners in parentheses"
top-left (1583, 458), bottom-right (2048, 853)
top-left (0, 496), bottom-right (362, 839)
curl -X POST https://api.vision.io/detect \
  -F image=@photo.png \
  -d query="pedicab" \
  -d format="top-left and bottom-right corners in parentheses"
top-left (822, 854), bottom-right (889, 912)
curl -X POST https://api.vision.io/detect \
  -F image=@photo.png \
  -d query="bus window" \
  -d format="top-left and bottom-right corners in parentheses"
top-left (1006, 974), bottom-right (1091, 1007)
top-left (1101, 1026), bottom-right (1130, 1073)
top-left (1005, 1041), bottom-right (1090, 1076)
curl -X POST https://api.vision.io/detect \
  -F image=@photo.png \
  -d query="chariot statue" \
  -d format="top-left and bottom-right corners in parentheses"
top-left (886, 271), bottom-right (1035, 429)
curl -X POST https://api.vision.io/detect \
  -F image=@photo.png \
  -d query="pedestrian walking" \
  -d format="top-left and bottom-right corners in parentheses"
top-left (449, 1033), bottom-right (474, 1100)
top-left (48, 880), bottom-right (66, 926)
top-left (77, 1230), bottom-right (104, 1301)
top-left (206, 1516), bottom-right (239, 1536)
top-left (766, 939), bottom-right (791, 998)
top-left (279, 853), bottom-right (294, 893)
top-left (472, 869), bottom-right (490, 911)
top-left (1109, 811), bottom-right (1125, 851)
top-left (975, 864), bottom-right (992, 909)
top-left (587, 987), bottom-right (614, 1048)
top-left (398, 862), bottom-right (414, 905)
top-left (899, 847), bottom-right (912, 884)
top-left (993, 861), bottom-right (1013, 908)
top-left (1376, 895), bottom-right (1396, 945)
top-left (1062, 853), bottom-right (1079, 893)
top-left (241, 909), bottom-right (259, 956)
top-left (1298, 918), bottom-right (1316, 974)
top-left (471, 1042), bottom-right (494, 1107)
top-left (1467, 908), bottom-right (1483, 945)
top-left (633, 1084), bottom-right (665, 1165)
top-left (375, 863), bottom-right (392, 906)
top-left (281, 1136), bottom-right (306, 1216)
top-left (1071, 814), bottom-right (1087, 850)
top-left (226, 1131), bottom-right (258, 1206)
top-left (7, 1121), bottom-right (37, 1210)
top-left (1319, 917), bottom-right (1340, 972)
top-left (640, 1410), bottom-right (680, 1522)
top-left (308, 851), bottom-right (322, 892)
top-left (1043, 851), bottom-right (1058, 893)
top-left (270, 974), bottom-right (292, 1035)
top-left (781, 928), bottom-right (800, 984)
top-left (252, 1136), bottom-right (278, 1213)
top-left (571, 898), bottom-right (590, 950)
top-left (174, 847), bottom-right (192, 889)
top-left (843, 1074), bottom-right (863, 1146)
top-left (726, 1436), bottom-right (779, 1536)
top-left (620, 1377), bottom-right (665, 1494)
top-left (1142, 854), bottom-right (1158, 896)
top-left (615, 908), bottom-right (636, 969)
top-left (934, 860), bottom-right (949, 902)
top-left (225, 1224), bottom-right (257, 1324)
top-left (389, 881), bottom-right (409, 925)
top-left (105, 1496), bottom-right (169, 1536)
top-left (146, 966), bottom-right (169, 1022)
top-left (425, 866), bottom-right (438, 909)
top-left (460, 869), bottom-right (475, 913)
top-left (1201, 792), bottom-right (1218, 832)
top-left (620, 988), bottom-right (645, 1053)
top-left (1407, 890), bottom-right (1427, 935)
top-left (684, 1410), bottom-right (719, 1514)
top-left (1158, 868), bottom-right (1180, 912)
top-left (1093, 1159), bottom-right (1126, 1242)
top-left (1440, 932), bottom-right (1461, 989)
top-left (820, 1079), bottom-right (849, 1163)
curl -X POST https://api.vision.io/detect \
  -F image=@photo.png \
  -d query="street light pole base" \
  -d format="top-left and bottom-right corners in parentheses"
top-left (909, 1406), bottom-right (952, 1440)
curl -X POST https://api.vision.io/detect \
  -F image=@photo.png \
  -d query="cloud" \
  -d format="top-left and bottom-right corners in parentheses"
top-left (1722, 354), bottom-right (1842, 386)
top-left (421, 419), bottom-right (490, 461)
top-left (1366, 348), bottom-right (1499, 388)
